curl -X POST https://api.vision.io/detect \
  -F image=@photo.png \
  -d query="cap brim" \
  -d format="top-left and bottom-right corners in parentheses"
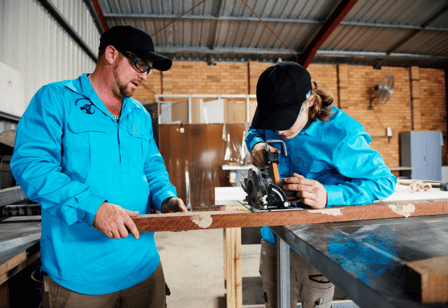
top-left (251, 104), bottom-right (302, 131)
top-left (145, 51), bottom-right (172, 71)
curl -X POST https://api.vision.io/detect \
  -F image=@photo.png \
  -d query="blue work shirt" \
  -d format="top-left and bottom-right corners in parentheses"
top-left (11, 74), bottom-right (177, 295)
top-left (245, 106), bottom-right (397, 246)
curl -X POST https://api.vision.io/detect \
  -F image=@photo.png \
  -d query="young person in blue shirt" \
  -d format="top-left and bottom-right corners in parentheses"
top-left (246, 61), bottom-right (396, 308)
top-left (11, 25), bottom-right (188, 308)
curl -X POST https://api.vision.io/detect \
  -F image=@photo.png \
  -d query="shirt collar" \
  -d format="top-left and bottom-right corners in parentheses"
top-left (301, 119), bottom-right (323, 139)
top-left (65, 73), bottom-right (142, 118)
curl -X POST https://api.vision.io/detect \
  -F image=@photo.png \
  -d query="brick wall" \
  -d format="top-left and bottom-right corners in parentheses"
top-left (133, 61), bottom-right (447, 168)
top-left (419, 68), bottom-right (447, 163)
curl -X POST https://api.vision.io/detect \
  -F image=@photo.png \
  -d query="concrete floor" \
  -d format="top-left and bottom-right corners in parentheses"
top-left (156, 228), bottom-right (261, 308)
top-left (155, 229), bottom-right (357, 308)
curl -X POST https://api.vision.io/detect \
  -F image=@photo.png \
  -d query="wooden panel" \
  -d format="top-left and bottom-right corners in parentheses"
top-left (171, 100), bottom-right (188, 124)
top-left (405, 256), bottom-right (448, 303)
top-left (226, 100), bottom-right (246, 123)
top-left (0, 282), bottom-right (9, 308)
top-left (133, 199), bottom-right (448, 232)
top-left (158, 124), bottom-right (250, 208)
top-left (191, 99), bottom-right (202, 124)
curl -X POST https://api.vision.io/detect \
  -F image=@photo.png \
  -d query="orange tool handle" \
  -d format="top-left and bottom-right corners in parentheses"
top-left (270, 147), bottom-right (280, 184)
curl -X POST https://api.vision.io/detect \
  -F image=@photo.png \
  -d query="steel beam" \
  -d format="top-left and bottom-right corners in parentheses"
top-left (102, 13), bottom-right (448, 32)
top-left (154, 46), bottom-right (448, 63)
top-left (277, 237), bottom-right (290, 308)
top-left (90, 0), bottom-right (109, 32)
top-left (297, 0), bottom-right (359, 68)
top-left (82, 0), bottom-right (105, 33)
top-left (374, 2), bottom-right (448, 69)
top-left (37, 0), bottom-right (98, 63)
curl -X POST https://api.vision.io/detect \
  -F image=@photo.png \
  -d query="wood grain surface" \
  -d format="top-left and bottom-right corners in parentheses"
top-left (133, 199), bottom-right (448, 232)
top-left (405, 256), bottom-right (448, 303)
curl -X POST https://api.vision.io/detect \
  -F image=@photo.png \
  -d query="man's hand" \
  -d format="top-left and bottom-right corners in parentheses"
top-left (251, 142), bottom-right (277, 167)
top-left (282, 173), bottom-right (327, 209)
top-left (93, 202), bottom-right (140, 239)
top-left (161, 198), bottom-right (189, 213)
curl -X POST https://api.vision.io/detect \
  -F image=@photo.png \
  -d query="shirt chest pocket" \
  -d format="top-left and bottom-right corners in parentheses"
top-left (127, 122), bottom-right (150, 170)
top-left (68, 118), bottom-right (116, 173)
top-left (291, 155), bottom-right (333, 181)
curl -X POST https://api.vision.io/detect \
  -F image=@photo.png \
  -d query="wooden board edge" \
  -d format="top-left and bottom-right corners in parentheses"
top-left (133, 200), bottom-right (448, 232)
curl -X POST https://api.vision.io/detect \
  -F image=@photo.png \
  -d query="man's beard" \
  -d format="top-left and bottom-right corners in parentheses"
top-left (118, 84), bottom-right (134, 98)
top-left (113, 66), bottom-right (135, 98)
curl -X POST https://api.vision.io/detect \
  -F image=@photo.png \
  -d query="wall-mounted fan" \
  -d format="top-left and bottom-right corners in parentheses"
top-left (368, 73), bottom-right (395, 110)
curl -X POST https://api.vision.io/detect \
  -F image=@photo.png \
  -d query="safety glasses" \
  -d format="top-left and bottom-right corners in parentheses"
top-left (120, 50), bottom-right (153, 75)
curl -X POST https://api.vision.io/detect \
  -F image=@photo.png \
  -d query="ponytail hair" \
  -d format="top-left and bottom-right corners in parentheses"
top-left (308, 80), bottom-right (334, 123)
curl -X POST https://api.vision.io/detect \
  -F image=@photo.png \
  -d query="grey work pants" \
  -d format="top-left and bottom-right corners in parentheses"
top-left (259, 239), bottom-right (334, 308)
top-left (41, 262), bottom-right (167, 308)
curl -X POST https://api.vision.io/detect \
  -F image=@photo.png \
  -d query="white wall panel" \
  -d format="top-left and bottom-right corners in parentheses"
top-left (0, 0), bottom-right (101, 113)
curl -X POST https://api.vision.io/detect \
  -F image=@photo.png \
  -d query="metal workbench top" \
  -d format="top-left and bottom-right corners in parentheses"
top-left (0, 216), bottom-right (41, 284)
top-left (271, 214), bottom-right (448, 308)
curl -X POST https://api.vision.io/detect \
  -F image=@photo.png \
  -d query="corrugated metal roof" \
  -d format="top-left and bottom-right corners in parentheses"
top-left (97, 0), bottom-right (448, 68)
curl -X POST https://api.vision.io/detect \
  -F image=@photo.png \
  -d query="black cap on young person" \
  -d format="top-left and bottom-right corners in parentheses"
top-left (252, 62), bottom-right (312, 131)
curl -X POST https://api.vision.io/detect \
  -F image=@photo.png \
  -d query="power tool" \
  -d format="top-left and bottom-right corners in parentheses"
top-left (240, 139), bottom-right (304, 212)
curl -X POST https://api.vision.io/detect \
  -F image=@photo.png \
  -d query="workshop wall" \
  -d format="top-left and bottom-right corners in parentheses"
top-left (133, 61), bottom-right (446, 206)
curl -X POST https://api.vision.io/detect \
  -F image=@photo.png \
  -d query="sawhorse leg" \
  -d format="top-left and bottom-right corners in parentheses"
top-left (223, 227), bottom-right (242, 308)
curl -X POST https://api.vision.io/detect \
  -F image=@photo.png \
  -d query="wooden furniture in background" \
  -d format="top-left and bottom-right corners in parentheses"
top-left (158, 123), bottom-right (250, 209)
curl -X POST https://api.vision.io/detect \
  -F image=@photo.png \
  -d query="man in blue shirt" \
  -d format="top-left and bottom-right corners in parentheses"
top-left (11, 25), bottom-right (188, 308)
top-left (246, 62), bottom-right (396, 308)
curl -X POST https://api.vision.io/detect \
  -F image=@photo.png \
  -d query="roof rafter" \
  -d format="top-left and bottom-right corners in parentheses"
top-left (297, 0), bottom-right (359, 68)
top-left (373, 2), bottom-right (448, 69)
top-left (101, 13), bottom-right (448, 32)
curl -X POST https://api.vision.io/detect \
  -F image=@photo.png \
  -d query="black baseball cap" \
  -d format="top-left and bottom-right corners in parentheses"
top-left (252, 61), bottom-right (312, 131)
top-left (99, 25), bottom-right (172, 71)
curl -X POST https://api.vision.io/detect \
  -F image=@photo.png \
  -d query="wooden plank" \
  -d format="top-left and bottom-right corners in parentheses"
top-left (224, 228), bottom-right (235, 308)
top-left (222, 204), bottom-right (243, 308)
top-left (224, 227), bottom-right (242, 308)
top-left (398, 179), bottom-right (443, 187)
top-left (405, 256), bottom-right (448, 303)
top-left (0, 251), bottom-right (40, 286)
top-left (133, 199), bottom-right (448, 232)
top-left (234, 228), bottom-right (242, 308)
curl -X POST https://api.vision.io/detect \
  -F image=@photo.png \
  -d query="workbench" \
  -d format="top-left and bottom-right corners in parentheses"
top-left (214, 184), bottom-right (448, 308)
top-left (0, 216), bottom-right (41, 285)
top-left (271, 215), bottom-right (448, 308)
top-left (0, 186), bottom-right (41, 306)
